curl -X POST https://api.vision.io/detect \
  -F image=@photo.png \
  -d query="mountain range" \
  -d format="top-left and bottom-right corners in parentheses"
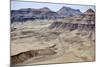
top-left (11, 6), bottom-right (94, 22)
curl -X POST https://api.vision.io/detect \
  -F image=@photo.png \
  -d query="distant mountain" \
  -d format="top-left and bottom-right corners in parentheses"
top-left (37, 7), bottom-right (51, 12)
top-left (57, 6), bottom-right (82, 17)
top-left (84, 8), bottom-right (95, 13)
top-left (11, 7), bottom-right (83, 22)
top-left (30, 7), bottom-right (59, 18)
top-left (82, 8), bottom-right (95, 24)
top-left (11, 7), bottom-right (60, 22)
top-left (84, 8), bottom-right (95, 16)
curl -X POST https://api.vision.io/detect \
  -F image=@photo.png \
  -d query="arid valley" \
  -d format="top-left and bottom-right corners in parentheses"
top-left (11, 2), bottom-right (95, 65)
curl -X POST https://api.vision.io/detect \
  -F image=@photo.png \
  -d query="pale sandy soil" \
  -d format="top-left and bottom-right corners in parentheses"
top-left (11, 20), bottom-right (95, 65)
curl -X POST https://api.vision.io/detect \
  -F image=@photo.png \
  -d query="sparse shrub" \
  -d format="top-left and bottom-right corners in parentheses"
top-left (76, 33), bottom-right (80, 35)
top-left (11, 33), bottom-right (17, 37)
top-left (21, 31), bottom-right (33, 35)
top-left (51, 32), bottom-right (61, 35)
top-left (76, 18), bottom-right (81, 21)
top-left (11, 28), bottom-right (17, 32)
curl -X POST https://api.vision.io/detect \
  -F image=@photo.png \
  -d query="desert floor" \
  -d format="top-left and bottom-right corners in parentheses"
top-left (11, 20), bottom-right (95, 65)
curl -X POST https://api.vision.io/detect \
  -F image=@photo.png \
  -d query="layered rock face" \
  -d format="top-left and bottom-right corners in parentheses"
top-left (49, 8), bottom-right (95, 32)
top-left (49, 22), bottom-right (95, 31)
top-left (11, 6), bottom-right (82, 23)
top-left (11, 7), bottom-right (59, 23)
top-left (11, 45), bottom-right (57, 64)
